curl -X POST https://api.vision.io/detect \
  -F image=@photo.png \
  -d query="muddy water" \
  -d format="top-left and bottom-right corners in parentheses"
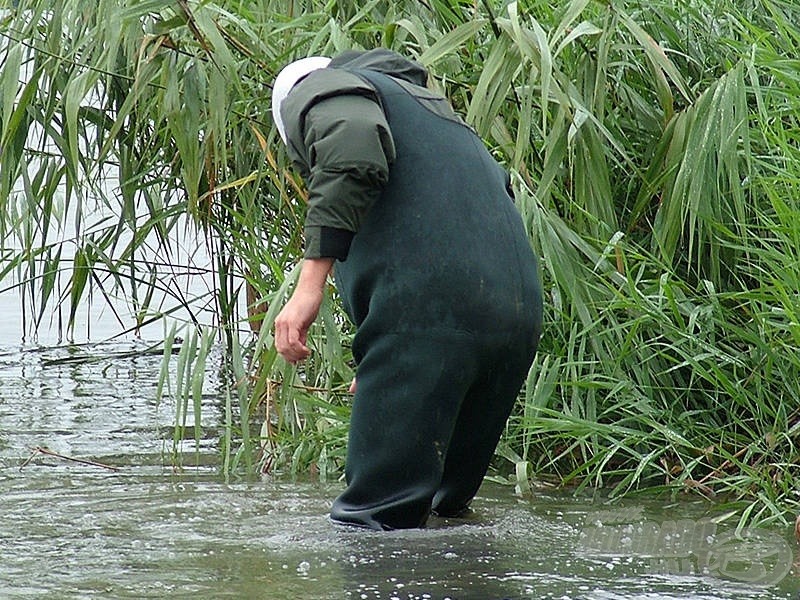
top-left (1, 343), bottom-right (799, 599)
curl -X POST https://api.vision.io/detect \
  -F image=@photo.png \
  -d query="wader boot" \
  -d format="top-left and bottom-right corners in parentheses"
top-left (330, 70), bottom-right (542, 530)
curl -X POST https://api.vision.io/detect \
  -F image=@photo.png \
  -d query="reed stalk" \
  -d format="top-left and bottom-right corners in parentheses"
top-left (1, 0), bottom-right (799, 526)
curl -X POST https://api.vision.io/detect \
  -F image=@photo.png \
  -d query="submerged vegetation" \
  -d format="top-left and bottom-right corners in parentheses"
top-left (1, 0), bottom-right (800, 526)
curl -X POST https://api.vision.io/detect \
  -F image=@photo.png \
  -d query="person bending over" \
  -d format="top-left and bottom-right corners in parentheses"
top-left (271, 48), bottom-right (543, 530)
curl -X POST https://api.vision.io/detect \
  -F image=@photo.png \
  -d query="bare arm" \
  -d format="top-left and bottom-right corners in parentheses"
top-left (274, 257), bottom-right (334, 363)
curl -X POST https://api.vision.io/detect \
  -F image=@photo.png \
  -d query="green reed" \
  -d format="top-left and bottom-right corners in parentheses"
top-left (1, 0), bottom-right (800, 526)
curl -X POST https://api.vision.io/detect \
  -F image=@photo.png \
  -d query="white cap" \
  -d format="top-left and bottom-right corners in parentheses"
top-left (271, 56), bottom-right (332, 143)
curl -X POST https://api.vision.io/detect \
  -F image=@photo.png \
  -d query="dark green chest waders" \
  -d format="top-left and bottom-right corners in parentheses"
top-left (330, 70), bottom-right (543, 530)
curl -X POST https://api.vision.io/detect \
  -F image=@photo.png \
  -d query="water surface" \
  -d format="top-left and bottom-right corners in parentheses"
top-left (1, 343), bottom-right (798, 599)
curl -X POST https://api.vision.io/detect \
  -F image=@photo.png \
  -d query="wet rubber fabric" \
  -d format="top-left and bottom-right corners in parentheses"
top-left (330, 69), bottom-right (543, 530)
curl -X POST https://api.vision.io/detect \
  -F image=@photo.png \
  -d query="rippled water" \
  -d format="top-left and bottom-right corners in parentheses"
top-left (1, 342), bottom-right (799, 599)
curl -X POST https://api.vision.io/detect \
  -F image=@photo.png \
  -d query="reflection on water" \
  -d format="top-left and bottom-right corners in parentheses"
top-left (0, 343), bottom-right (798, 599)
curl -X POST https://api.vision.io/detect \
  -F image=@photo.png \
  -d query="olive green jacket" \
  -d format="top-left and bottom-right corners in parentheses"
top-left (280, 49), bottom-right (464, 259)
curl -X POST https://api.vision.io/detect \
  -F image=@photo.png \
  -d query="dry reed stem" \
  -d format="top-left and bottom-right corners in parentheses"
top-left (19, 447), bottom-right (120, 472)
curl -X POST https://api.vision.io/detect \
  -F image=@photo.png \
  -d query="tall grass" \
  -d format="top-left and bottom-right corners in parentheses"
top-left (1, 0), bottom-right (799, 525)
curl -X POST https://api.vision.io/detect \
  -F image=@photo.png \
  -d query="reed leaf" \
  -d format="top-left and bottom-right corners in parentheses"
top-left (2, 0), bottom-right (800, 526)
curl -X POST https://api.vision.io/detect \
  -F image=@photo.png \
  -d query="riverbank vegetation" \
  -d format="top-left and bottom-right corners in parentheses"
top-left (1, 0), bottom-right (799, 527)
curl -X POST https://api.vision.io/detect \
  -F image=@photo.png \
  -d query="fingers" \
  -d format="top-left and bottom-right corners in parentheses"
top-left (348, 378), bottom-right (357, 394)
top-left (276, 334), bottom-right (310, 363)
top-left (275, 318), bottom-right (310, 363)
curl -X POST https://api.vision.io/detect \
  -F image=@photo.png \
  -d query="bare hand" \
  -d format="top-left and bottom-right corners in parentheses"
top-left (273, 258), bottom-right (333, 364)
top-left (274, 287), bottom-right (322, 363)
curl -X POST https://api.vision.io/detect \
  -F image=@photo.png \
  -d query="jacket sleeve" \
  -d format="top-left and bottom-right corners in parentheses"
top-left (302, 94), bottom-right (395, 259)
top-left (282, 72), bottom-right (396, 260)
